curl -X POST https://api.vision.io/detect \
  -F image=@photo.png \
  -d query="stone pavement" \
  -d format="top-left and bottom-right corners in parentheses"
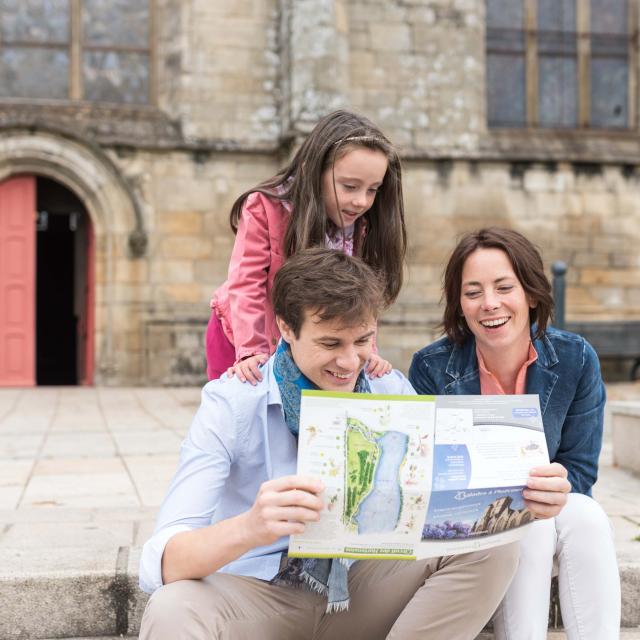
top-left (1, 385), bottom-right (639, 640)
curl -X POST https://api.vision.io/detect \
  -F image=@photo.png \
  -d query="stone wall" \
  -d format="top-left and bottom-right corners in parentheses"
top-left (347, 0), bottom-right (485, 152)
top-left (0, 0), bottom-right (638, 384)
top-left (388, 159), bottom-right (640, 376)
top-left (155, 0), bottom-right (281, 145)
top-left (101, 149), bottom-right (279, 384)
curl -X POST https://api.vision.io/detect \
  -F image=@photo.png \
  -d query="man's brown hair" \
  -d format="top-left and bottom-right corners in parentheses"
top-left (441, 227), bottom-right (554, 344)
top-left (272, 248), bottom-right (385, 337)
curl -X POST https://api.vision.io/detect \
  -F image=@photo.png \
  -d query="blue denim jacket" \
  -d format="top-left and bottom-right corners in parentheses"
top-left (408, 327), bottom-right (605, 496)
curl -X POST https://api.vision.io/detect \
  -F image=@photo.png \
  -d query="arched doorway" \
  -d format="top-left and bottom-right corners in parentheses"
top-left (0, 129), bottom-right (147, 386)
top-left (36, 177), bottom-right (94, 385)
top-left (0, 175), bottom-right (94, 386)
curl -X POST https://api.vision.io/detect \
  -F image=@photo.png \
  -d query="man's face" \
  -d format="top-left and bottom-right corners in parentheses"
top-left (277, 310), bottom-right (376, 392)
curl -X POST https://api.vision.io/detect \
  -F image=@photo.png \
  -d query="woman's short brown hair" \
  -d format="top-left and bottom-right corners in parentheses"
top-left (441, 227), bottom-right (554, 345)
top-left (272, 248), bottom-right (385, 338)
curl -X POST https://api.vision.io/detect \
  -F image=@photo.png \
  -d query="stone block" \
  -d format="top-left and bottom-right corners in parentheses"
top-left (565, 287), bottom-right (599, 308)
top-left (590, 286), bottom-right (625, 308)
top-left (155, 178), bottom-right (217, 213)
top-left (150, 260), bottom-right (195, 285)
top-left (621, 564), bottom-right (640, 627)
top-left (161, 236), bottom-right (213, 260)
top-left (611, 403), bottom-right (640, 474)
top-left (580, 269), bottom-right (639, 286)
top-left (0, 574), bottom-right (117, 639)
top-left (571, 251), bottom-right (611, 268)
top-left (581, 192), bottom-right (617, 217)
top-left (158, 284), bottom-right (204, 304)
top-left (524, 168), bottom-right (551, 192)
top-left (114, 260), bottom-right (149, 285)
top-left (601, 216), bottom-right (640, 237)
top-left (157, 211), bottom-right (203, 235)
top-left (611, 253), bottom-right (640, 268)
top-left (532, 193), bottom-right (564, 218)
top-left (368, 23), bottom-right (411, 51)
top-left (194, 259), bottom-right (219, 285)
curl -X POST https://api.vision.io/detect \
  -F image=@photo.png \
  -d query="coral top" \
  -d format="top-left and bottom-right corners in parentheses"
top-left (476, 342), bottom-right (538, 395)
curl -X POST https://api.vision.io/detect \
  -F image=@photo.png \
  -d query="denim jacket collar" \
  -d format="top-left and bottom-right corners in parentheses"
top-left (443, 328), bottom-right (560, 416)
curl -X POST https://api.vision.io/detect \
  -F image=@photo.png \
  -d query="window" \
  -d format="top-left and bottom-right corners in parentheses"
top-left (486, 0), bottom-right (635, 129)
top-left (0, 0), bottom-right (153, 105)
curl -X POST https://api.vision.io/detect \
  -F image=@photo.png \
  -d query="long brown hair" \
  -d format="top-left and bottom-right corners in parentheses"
top-left (441, 227), bottom-right (554, 344)
top-left (228, 110), bottom-right (406, 305)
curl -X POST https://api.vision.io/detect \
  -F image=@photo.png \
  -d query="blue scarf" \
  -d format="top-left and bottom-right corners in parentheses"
top-left (271, 339), bottom-right (371, 613)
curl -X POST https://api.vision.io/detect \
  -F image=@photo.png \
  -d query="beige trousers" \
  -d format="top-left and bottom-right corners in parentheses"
top-left (140, 543), bottom-right (519, 640)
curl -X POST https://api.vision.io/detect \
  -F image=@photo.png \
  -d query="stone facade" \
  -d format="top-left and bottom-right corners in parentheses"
top-left (0, 0), bottom-right (638, 385)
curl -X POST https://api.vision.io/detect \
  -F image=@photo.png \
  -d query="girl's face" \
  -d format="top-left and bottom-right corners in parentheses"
top-left (459, 248), bottom-right (535, 356)
top-left (322, 146), bottom-right (388, 228)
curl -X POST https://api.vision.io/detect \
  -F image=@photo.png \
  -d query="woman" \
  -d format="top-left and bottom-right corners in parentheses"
top-left (409, 227), bottom-right (620, 639)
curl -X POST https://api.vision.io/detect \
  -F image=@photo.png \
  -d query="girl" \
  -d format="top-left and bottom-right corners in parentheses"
top-left (409, 227), bottom-right (620, 640)
top-left (207, 110), bottom-right (406, 383)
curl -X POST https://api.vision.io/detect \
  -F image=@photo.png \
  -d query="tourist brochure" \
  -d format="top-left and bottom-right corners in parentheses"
top-left (289, 392), bottom-right (549, 560)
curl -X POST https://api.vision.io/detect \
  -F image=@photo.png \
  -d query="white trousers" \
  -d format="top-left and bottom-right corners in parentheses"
top-left (492, 493), bottom-right (620, 640)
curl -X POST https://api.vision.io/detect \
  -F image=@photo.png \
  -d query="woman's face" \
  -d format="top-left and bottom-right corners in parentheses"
top-left (459, 248), bottom-right (535, 356)
top-left (322, 146), bottom-right (388, 228)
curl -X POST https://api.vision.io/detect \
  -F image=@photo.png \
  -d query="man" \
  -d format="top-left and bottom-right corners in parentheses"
top-left (139, 248), bottom-right (520, 639)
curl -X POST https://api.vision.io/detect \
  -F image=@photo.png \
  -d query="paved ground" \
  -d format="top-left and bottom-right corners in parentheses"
top-left (1, 384), bottom-right (639, 639)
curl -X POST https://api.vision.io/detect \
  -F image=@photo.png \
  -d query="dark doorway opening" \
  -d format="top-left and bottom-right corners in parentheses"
top-left (36, 177), bottom-right (92, 385)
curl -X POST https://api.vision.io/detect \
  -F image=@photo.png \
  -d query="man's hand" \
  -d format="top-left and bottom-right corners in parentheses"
top-left (523, 462), bottom-right (571, 519)
top-left (365, 353), bottom-right (393, 378)
top-left (227, 353), bottom-right (269, 385)
top-left (240, 475), bottom-right (324, 548)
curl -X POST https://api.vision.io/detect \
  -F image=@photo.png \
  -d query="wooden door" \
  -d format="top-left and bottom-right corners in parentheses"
top-left (0, 176), bottom-right (36, 386)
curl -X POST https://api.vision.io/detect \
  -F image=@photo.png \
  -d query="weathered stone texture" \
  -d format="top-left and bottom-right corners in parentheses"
top-left (1, 0), bottom-right (639, 384)
top-left (348, 0), bottom-right (485, 151)
top-left (155, 0), bottom-right (280, 143)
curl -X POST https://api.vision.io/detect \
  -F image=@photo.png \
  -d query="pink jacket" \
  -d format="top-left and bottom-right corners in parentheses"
top-left (211, 192), bottom-right (291, 363)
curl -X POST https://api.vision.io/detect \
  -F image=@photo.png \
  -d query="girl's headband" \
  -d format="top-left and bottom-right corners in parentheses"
top-left (334, 135), bottom-right (382, 145)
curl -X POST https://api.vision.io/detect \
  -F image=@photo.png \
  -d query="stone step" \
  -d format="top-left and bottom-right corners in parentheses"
top-left (4, 555), bottom-right (637, 639)
top-left (47, 632), bottom-right (640, 640)
top-left (477, 633), bottom-right (640, 639)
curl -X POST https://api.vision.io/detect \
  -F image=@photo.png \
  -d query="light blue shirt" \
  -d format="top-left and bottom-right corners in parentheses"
top-left (139, 358), bottom-right (416, 594)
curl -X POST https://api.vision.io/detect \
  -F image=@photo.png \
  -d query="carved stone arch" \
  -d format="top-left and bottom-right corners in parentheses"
top-left (0, 127), bottom-right (146, 249)
top-left (0, 128), bottom-right (148, 383)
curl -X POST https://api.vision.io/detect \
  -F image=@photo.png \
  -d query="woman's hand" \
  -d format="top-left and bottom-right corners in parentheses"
top-left (366, 353), bottom-right (393, 378)
top-left (227, 354), bottom-right (269, 385)
top-left (523, 462), bottom-right (571, 519)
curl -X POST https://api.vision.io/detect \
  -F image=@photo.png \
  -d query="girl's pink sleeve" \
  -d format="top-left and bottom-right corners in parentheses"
top-left (226, 193), bottom-right (275, 362)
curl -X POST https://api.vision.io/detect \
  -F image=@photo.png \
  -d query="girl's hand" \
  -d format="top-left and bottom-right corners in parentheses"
top-left (366, 353), bottom-right (393, 378)
top-left (227, 354), bottom-right (269, 385)
top-left (523, 462), bottom-right (571, 519)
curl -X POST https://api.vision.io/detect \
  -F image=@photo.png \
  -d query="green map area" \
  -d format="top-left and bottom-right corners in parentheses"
top-left (343, 416), bottom-right (383, 529)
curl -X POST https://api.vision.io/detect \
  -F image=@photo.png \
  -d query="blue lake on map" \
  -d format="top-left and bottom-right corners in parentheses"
top-left (357, 431), bottom-right (408, 534)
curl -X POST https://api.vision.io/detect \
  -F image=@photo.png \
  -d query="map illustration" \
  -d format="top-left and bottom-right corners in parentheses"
top-left (343, 416), bottom-right (409, 534)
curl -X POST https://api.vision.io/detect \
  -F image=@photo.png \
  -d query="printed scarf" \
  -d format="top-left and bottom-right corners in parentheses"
top-left (271, 339), bottom-right (371, 612)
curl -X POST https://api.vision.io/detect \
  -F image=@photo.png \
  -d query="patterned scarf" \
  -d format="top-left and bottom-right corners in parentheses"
top-left (325, 223), bottom-right (355, 256)
top-left (271, 339), bottom-right (371, 613)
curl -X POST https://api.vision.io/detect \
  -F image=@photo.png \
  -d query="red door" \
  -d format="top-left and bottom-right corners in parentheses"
top-left (0, 176), bottom-right (36, 386)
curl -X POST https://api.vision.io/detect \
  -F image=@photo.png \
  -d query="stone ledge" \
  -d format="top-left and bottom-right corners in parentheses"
top-left (610, 401), bottom-right (640, 474)
top-left (3, 557), bottom-right (639, 639)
